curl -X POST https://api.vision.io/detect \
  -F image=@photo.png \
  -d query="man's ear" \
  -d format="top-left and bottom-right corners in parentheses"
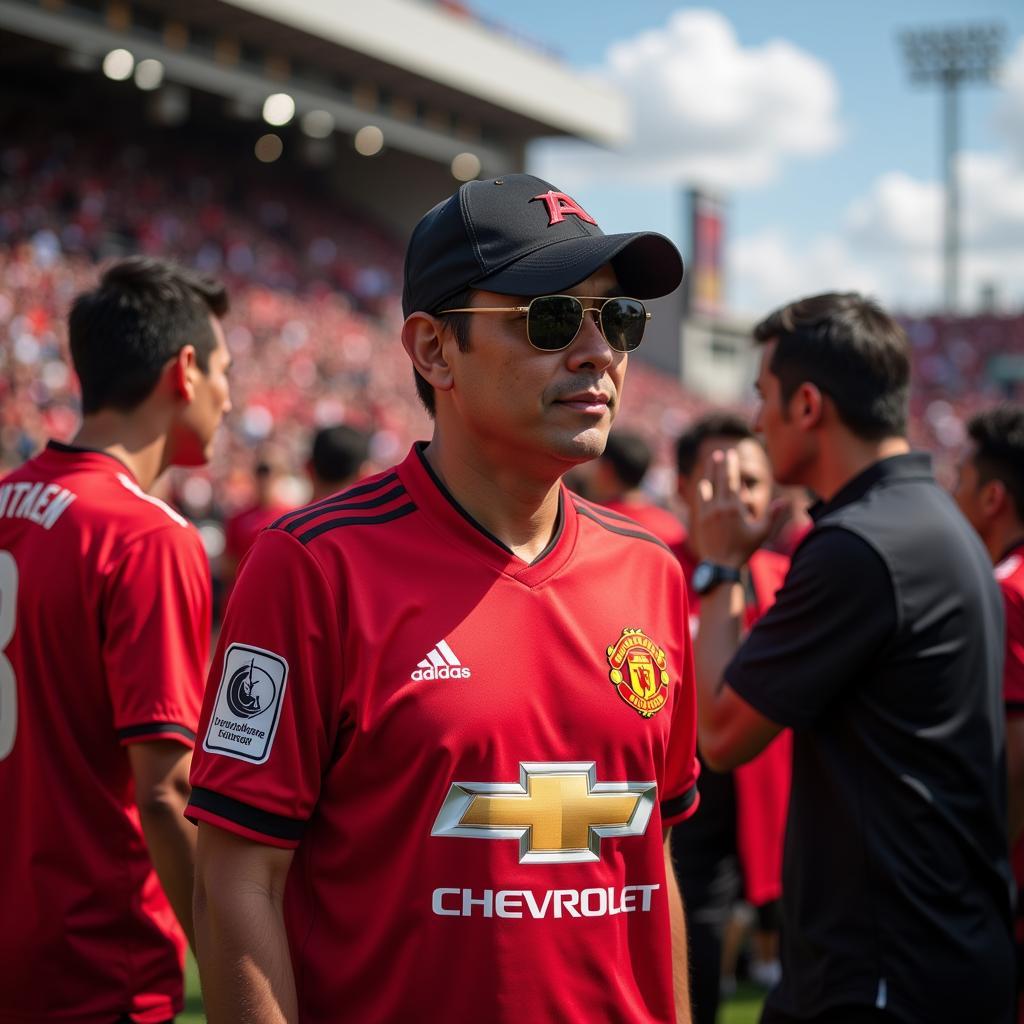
top-left (791, 381), bottom-right (824, 430)
top-left (401, 313), bottom-right (454, 395)
top-left (167, 345), bottom-right (198, 402)
top-left (979, 477), bottom-right (1009, 520)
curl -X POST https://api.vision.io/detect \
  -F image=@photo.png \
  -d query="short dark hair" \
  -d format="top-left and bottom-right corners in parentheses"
top-left (311, 424), bottom-right (371, 485)
top-left (967, 405), bottom-right (1024, 522)
top-left (413, 288), bottom-right (473, 417)
top-left (753, 292), bottom-right (909, 441)
top-left (601, 431), bottom-right (652, 489)
top-left (69, 256), bottom-right (228, 415)
top-left (676, 411), bottom-right (754, 478)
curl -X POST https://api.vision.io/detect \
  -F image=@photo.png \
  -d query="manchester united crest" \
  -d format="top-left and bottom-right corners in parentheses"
top-left (606, 628), bottom-right (670, 718)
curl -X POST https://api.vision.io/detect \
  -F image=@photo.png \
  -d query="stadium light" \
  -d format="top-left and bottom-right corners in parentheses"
top-left (134, 59), bottom-right (164, 91)
top-left (255, 133), bottom-right (284, 162)
top-left (354, 125), bottom-right (384, 156)
top-left (900, 23), bottom-right (1004, 313)
top-left (451, 152), bottom-right (481, 182)
top-left (102, 49), bottom-right (135, 81)
top-left (262, 93), bottom-right (295, 127)
top-left (301, 110), bottom-right (335, 139)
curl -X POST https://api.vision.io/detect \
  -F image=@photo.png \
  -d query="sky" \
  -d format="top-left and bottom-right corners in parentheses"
top-left (469, 0), bottom-right (1024, 318)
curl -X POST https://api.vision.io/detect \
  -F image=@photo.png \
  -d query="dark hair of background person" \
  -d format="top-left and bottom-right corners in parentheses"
top-left (601, 431), bottom-right (653, 490)
top-left (675, 411), bottom-right (755, 478)
top-left (311, 424), bottom-right (372, 485)
top-left (753, 292), bottom-right (910, 442)
top-left (412, 288), bottom-right (474, 416)
top-left (69, 256), bottom-right (228, 416)
top-left (968, 404), bottom-right (1024, 522)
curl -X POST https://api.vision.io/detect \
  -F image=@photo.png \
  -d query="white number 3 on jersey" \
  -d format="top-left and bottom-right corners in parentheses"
top-left (0, 550), bottom-right (18, 760)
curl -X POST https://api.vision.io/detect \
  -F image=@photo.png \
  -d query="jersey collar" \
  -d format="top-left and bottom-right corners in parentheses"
top-left (44, 440), bottom-right (139, 482)
top-left (809, 451), bottom-right (932, 523)
top-left (397, 443), bottom-right (578, 586)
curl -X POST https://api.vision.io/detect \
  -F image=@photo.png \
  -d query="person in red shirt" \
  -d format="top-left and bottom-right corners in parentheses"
top-left (188, 174), bottom-right (698, 1023)
top-left (588, 429), bottom-right (687, 548)
top-left (0, 256), bottom-right (232, 1024)
top-left (671, 411), bottom-right (791, 1024)
top-left (221, 450), bottom-right (293, 592)
top-left (306, 422), bottom-right (371, 501)
top-left (953, 403), bottom-right (1024, 1018)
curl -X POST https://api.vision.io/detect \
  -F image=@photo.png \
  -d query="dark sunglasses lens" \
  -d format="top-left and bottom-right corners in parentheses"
top-left (600, 298), bottom-right (647, 352)
top-left (528, 296), bottom-right (583, 351)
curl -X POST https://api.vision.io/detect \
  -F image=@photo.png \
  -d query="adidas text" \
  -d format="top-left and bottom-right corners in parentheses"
top-left (412, 664), bottom-right (471, 680)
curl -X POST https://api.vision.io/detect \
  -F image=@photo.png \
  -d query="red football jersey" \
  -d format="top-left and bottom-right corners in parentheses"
top-left (224, 501), bottom-right (292, 565)
top-left (188, 444), bottom-right (699, 1024)
top-left (996, 542), bottom-right (1024, 907)
top-left (0, 442), bottom-right (211, 1024)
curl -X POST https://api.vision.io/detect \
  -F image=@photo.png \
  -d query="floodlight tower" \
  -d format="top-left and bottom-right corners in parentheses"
top-left (900, 24), bottom-right (1003, 313)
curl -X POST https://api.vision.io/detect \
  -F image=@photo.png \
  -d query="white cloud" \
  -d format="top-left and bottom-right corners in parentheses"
top-left (530, 9), bottom-right (842, 189)
top-left (730, 151), bottom-right (1024, 316)
top-left (997, 36), bottom-right (1024, 164)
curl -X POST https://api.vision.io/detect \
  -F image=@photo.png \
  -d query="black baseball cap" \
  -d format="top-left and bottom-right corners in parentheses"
top-left (402, 173), bottom-right (684, 317)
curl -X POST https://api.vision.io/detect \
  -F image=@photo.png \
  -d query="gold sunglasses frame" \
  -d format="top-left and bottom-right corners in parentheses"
top-left (437, 295), bottom-right (651, 352)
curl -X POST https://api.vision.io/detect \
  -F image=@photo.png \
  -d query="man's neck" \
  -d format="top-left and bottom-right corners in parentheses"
top-left (423, 434), bottom-right (564, 563)
top-left (73, 413), bottom-right (170, 492)
top-left (983, 519), bottom-right (1024, 566)
top-left (807, 435), bottom-right (911, 503)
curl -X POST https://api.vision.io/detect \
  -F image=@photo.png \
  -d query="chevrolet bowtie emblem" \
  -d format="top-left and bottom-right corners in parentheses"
top-left (431, 762), bottom-right (657, 864)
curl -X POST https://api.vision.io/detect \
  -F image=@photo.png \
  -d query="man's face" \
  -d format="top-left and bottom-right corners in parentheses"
top-left (170, 316), bottom-right (232, 467)
top-left (681, 435), bottom-right (772, 523)
top-left (443, 264), bottom-right (627, 468)
top-left (753, 340), bottom-right (809, 486)
top-left (952, 443), bottom-right (987, 535)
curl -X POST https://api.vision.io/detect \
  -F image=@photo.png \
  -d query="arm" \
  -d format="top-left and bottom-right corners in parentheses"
top-left (664, 828), bottom-right (692, 1024)
top-left (691, 450), bottom-right (782, 770)
top-left (194, 823), bottom-right (297, 1024)
top-left (128, 740), bottom-right (198, 950)
top-left (1007, 716), bottom-right (1024, 844)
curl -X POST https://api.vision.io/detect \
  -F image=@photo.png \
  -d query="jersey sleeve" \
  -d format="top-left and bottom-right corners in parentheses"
top-left (187, 528), bottom-right (345, 849)
top-left (661, 586), bottom-right (700, 827)
top-left (725, 527), bottom-right (898, 729)
top-left (1001, 580), bottom-right (1024, 715)
top-left (103, 523), bottom-right (211, 747)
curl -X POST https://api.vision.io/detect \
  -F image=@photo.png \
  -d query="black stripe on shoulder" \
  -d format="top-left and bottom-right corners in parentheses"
top-left (298, 502), bottom-right (417, 545)
top-left (118, 722), bottom-right (196, 742)
top-left (661, 784), bottom-right (699, 821)
top-left (188, 786), bottom-right (306, 841)
top-left (271, 473), bottom-right (400, 530)
top-left (1006, 701), bottom-right (1024, 713)
top-left (572, 497), bottom-right (644, 526)
top-left (574, 503), bottom-right (671, 553)
top-left (281, 484), bottom-right (408, 535)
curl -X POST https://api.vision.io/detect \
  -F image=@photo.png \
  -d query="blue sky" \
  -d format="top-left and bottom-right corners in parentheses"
top-left (470, 1), bottom-right (1024, 316)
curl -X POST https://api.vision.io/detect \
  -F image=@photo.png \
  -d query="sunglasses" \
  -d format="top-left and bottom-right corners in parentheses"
top-left (437, 295), bottom-right (651, 353)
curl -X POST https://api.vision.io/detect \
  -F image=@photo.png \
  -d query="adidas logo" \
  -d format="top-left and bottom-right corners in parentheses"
top-left (411, 639), bottom-right (472, 680)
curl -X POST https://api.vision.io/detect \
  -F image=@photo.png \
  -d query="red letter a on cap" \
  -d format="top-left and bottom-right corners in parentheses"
top-left (531, 190), bottom-right (598, 226)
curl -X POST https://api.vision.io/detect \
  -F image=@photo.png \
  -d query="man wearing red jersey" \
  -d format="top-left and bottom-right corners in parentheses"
top-left (189, 174), bottom-right (697, 1023)
top-left (671, 412), bottom-right (791, 1024)
top-left (953, 403), bottom-right (1024, 1018)
top-left (0, 257), bottom-right (231, 1024)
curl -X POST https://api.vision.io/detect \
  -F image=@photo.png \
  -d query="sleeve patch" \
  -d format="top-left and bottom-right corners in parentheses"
top-left (202, 643), bottom-right (289, 764)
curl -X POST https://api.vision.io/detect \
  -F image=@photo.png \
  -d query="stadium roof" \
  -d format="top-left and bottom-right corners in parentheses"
top-left (214, 0), bottom-right (628, 148)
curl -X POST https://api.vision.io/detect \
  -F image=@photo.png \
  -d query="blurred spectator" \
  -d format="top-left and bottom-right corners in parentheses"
top-left (308, 423), bottom-right (372, 501)
top-left (587, 430), bottom-right (685, 547)
top-left (670, 411), bottom-right (792, 1024)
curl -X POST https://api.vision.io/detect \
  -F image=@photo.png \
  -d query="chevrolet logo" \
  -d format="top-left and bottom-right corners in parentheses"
top-left (431, 761), bottom-right (657, 864)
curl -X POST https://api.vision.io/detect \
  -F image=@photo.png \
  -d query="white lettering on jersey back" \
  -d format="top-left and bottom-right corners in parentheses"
top-left (411, 638), bottom-right (472, 680)
top-left (0, 481), bottom-right (76, 529)
top-left (431, 884), bottom-right (660, 919)
top-left (116, 473), bottom-right (189, 528)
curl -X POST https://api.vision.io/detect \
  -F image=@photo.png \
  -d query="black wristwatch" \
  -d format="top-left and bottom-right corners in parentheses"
top-left (692, 561), bottom-right (742, 596)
